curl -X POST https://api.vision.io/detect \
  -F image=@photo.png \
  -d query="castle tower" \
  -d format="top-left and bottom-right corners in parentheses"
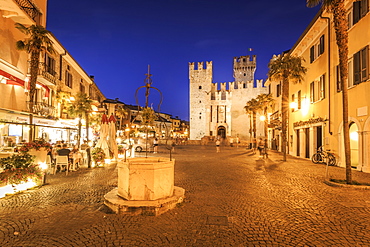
top-left (233, 55), bottom-right (256, 83)
top-left (189, 61), bottom-right (213, 140)
top-left (189, 55), bottom-right (268, 141)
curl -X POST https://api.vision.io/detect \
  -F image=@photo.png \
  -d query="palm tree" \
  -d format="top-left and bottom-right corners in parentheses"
top-left (115, 105), bottom-right (128, 131)
top-left (15, 23), bottom-right (54, 141)
top-left (307, 0), bottom-right (352, 184)
top-left (244, 98), bottom-right (261, 144)
top-left (65, 93), bottom-right (93, 167)
top-left (256, 93), bottom-right (274, 138)
top-left (268, 53), bottom-right (306, 161)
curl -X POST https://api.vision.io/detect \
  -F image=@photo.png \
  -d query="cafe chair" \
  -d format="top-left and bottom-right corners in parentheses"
top-left (54, 155), bottom-right (69, 175)
top-left (71, 152), bottom-right (82, 171)
top-left (46, 155), bottom-right (54, 174)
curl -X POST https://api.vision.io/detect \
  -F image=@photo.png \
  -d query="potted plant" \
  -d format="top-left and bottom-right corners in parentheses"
top-left (0, 153), bottom-right (43, 187)
top-left (118, 145), bottom-right (125, 154)
top-left (19, 139), bottom-right (52, 165)
top-left (92, 147), bottom-right (106, 167)
top-left (19, 139), bottom-right (52, 153)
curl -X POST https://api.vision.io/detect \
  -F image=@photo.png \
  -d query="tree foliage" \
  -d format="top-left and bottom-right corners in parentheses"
top-left (268, 53), bottom-right (306, 161)
top-left (307, 0), bottom-right (351, 183)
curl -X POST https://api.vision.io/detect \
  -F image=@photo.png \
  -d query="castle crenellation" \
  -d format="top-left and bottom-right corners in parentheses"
top-left (189, 54), bottom-right (268, 141)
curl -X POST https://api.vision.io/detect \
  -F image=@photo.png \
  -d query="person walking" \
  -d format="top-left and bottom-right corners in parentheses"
top-left (235, 135), bottom-right (240, 148)
top-left (229, 137), bottom-right (234, 147)
top-left (262, 139), bottom-right (269, 159)
top-left (257, 138), bottom-right (264, 157)
top-left (215, 139), bottom-right (221, 153)
top-left (251, 138), bottom-right (257, 154)
top-left (153, 138), bottom-right (158, 153)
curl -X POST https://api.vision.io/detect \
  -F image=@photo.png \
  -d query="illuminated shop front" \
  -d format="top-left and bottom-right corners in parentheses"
top-left (0, 110), bottom-right (81, 146)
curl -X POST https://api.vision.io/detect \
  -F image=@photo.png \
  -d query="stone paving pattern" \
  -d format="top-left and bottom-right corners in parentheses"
top-left (1, 145), bottom-right (370, 246)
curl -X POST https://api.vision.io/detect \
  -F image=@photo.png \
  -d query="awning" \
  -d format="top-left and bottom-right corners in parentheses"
top-left (0, 69), bottom-right (25, 87)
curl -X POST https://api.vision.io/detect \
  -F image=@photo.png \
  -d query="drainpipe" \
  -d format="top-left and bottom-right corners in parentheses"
top-left (320, 14), bottom-right (332, 135)
top-left (59, 50), bottom-right (67, 81)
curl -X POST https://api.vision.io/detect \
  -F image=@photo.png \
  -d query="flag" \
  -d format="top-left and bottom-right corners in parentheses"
top-left (248, 48), bottom-right (253, 51)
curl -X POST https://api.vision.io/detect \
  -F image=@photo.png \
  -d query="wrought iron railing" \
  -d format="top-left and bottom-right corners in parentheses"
top-left (14, 0), bottom-right (41, 23)
top-left (28, 61), bottom-right (58, 84)
top-left (26, 101), bottom-right (56, 117)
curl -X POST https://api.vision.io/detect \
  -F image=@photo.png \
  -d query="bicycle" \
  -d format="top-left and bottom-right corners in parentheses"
top-left (311, 146), bottom-right (336, 166)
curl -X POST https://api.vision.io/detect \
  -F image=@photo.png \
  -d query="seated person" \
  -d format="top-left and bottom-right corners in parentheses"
top-left (57, 144), bottom-right (71, 156)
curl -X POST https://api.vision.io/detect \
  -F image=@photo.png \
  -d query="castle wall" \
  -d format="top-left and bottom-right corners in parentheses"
top-left (189, 56), bottom-right (268, 141)
top-left (189, 62), bottom-right (212, 140)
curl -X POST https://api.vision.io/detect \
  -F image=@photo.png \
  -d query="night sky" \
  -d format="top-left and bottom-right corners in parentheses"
top-left (46, 0), bottom-right (321, 121)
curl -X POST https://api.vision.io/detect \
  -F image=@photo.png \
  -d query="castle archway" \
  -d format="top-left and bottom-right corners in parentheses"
top-left (217, 126), bottom-right (226, 139)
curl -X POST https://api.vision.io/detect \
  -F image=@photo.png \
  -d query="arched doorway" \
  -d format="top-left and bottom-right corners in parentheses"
top-left (217, 126), bottom-right (226, 139)
top-left (349, 122), bottom-right (359, 168)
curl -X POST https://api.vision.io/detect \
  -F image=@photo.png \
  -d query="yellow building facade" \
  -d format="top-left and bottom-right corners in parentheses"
top-left (0, 0), bottom-right (105, 145)
top-left (267, 0), bottom-right (370, 171)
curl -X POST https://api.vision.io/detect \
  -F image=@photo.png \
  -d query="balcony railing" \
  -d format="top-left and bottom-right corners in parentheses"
top-left (28, 62), bottom-right (58, 85)
top-left (26, 101), bottom-right (56, 117)
top-left (14, 0), bottom-right (41, 23)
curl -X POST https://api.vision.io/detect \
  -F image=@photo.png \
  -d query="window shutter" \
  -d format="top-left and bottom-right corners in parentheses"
top-left (310, 82), bottom-right (314, 103)
top-left (320, 75), bottom-right (325, 100)
top-left (361, 0), bottom-right (369, 18)
top-left (319, 35), bottom-right (325, 55)
top-left (361, 46), bottom-right (369, 81)
top-left (353, 1), bottom-right (361, 24)
top-left (354, 51), bottom-right (361, 85)
top-left (310, 46), bottom-right (315, 63)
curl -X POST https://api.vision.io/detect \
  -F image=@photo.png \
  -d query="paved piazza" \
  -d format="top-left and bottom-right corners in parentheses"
top-left (1, 145), bottom-right (370, 246)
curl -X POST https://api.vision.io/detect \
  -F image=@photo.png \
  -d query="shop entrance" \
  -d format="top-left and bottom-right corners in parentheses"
top-left (349, 122), bottom-right (359, 168)
top-left (304, 128), bottom-right (310, 158)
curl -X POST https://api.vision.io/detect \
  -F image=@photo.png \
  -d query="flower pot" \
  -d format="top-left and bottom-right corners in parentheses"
top-left (28, 148), bottom-right (48, 165)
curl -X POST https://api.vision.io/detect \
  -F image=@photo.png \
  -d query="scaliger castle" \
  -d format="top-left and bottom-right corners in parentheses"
top-left (189, 55), bottom-right (268, 141)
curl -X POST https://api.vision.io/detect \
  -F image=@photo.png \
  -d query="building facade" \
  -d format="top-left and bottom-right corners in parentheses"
top-left (189, 55), bottom-right (268, 141)
top-left (266, 0), bottom-right (370, 171)
top-left (0, 0), bottom-right (105, 146)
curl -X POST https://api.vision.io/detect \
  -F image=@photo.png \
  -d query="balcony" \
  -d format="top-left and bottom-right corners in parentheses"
top-left (26, 101), bottom-right (56, 117)
top-left (1, 0), bottom-right (41, 25)
top-left (28, 62), bottom-right (58, 86)
top-left (269, 111), bottom-right (282, 129)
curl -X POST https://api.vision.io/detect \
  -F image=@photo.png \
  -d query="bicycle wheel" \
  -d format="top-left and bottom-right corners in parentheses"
top-left (327, 153), bottom-right (336, 166)
top-left (311, 153), bottom-right (323, 164)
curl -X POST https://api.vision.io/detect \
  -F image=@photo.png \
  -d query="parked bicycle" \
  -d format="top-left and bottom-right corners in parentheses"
top-left (311, 146), bottom-right (336, 166)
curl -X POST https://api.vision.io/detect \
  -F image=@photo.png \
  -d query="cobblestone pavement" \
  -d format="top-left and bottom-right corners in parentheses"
top-left (1, 145), bottom-right (370, 246)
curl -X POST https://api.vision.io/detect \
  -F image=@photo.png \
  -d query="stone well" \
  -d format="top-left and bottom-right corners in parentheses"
top-left (104, 157), bottom-right (185, 216)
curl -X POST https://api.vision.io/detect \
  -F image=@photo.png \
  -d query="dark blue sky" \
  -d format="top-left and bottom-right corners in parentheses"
top-left (46, 0), bottom-right (320, 121)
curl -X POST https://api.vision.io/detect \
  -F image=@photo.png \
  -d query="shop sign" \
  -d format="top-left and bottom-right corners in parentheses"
top-left (34, 118), bottom-right (55, 126)
top-left (15, 116), bottom-right (29, 123)
top-left (293, 117), bottom-right (326, 127)
top-left (58, 120), bottom-right (78, 128)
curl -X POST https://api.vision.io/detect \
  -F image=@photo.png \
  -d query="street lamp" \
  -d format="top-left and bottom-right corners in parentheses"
top-left (290, 102), bottom-right (298, 111)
